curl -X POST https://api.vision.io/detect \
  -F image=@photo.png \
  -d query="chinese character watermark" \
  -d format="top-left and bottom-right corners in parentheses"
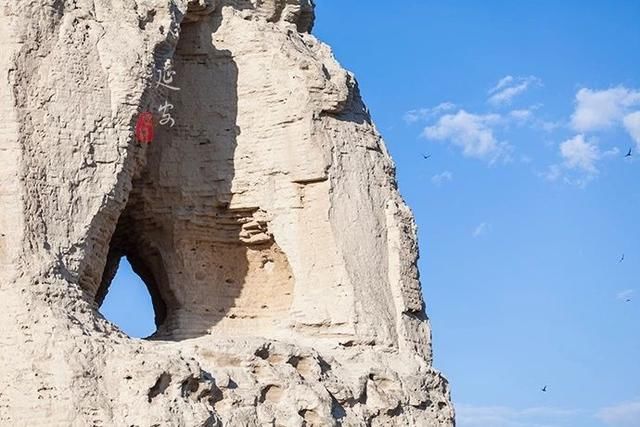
top-left (135, 56), bottom-right (181, 144)
top-left (158, 100), bottom-right (175, 128)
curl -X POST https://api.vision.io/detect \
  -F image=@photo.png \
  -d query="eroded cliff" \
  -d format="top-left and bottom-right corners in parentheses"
top-left (0, 1), bottom-right (454, 425)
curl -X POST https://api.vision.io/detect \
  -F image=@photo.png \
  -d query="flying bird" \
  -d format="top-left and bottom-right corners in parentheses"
top-left (626, 298), bottom-right (632, 303)
top-left (625, 148), bottom-right (632, 157)
top-left (619, 254), bottom-right (625, 263)
top-left (541, 385), bottom-right (547, 392)
top-left (423, 153), bottom-right (432, 160)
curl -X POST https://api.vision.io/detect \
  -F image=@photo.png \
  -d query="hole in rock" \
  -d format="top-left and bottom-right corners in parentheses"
top-left (94, 10), bottom-right (296, 342)
top-left (98, 258), bottom-right (157, 338)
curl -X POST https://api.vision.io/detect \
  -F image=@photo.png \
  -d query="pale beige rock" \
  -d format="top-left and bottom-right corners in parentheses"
top-left (0, 0), bottom-right (454, 425)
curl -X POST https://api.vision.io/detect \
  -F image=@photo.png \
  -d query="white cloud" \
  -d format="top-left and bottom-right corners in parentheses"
top-left (596, 399), bottom-right (640, 426)
top-left (510, 109), bottom-right (534, 121)
top-left (571, 87), bottom-right (640, 132)
top-left (559, 135), bottom-right (600, 174)
top-left (457, 404), bottom-right (578, 427)
top-left (431, 170), bottom-right (453, 186)
top-left (422, 110), bottom-right (509, 162)
top-left (404, 102), bottom-right (456, 124)
top-left (616, 289), bottom-right (634, 300)
top-left (543, 134), bottom-right (623, 187)
top-left (472, 222), bottom-right (490, 238)
top-left (488, 76), bottom-right (542, 106)
top-left (623, 111), bottom-right (640, 148)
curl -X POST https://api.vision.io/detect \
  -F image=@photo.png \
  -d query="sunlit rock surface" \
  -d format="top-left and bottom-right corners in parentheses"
top-left (0, 0), bottom-right (454, 425)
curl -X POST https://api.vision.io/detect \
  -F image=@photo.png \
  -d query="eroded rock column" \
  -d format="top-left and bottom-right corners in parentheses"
top-left (0, 0), bottom-right (454, 425)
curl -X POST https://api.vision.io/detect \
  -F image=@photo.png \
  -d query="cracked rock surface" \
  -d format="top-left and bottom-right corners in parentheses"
top-left (0, 0), bottom-right (454, 425)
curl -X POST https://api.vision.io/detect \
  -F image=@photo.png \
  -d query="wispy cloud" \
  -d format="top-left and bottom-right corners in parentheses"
top-left (488, 75), bottom-right (542, 106)
top-left (520, 155), bottom-right (533, 164)
top-left (596, 399), bottom-right (640, 426)
top-left (616, 289), bottom-right (634, 301)
top-left (431, 170), bottom-right (453, 186)
top-left (507, 104), bottom-right (562, 133)
top-left (422, 110), bottom-right (510, 163)
top-left (472, 222), bottom-right (490, 238)
top-left (541, 164), bottom-right (563, 182)
top-left (602, 146), bottom-right (621, 158)
top-left (506, 104), bottom-right (564, 134)
top-left (623, 111), bottom-right (640, 148)
top-left (404, 102), bottom-right (456, 124)
top-left (457, 404), bottom-right (579, 427)
top-left (539, 120), bottom-right (563, 133)
top-left (509, 108), bottom-right (535, 122)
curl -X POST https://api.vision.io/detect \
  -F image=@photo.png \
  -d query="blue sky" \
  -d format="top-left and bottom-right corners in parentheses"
top-left (102, 2), bottom-right (640, 426)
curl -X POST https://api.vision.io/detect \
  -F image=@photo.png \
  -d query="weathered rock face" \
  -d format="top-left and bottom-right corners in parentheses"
top-left (0, 0), bottom-right (454, 425)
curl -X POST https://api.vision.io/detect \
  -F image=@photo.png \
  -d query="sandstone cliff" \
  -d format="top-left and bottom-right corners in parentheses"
top-left (0, 0), bottom-right (454, 425)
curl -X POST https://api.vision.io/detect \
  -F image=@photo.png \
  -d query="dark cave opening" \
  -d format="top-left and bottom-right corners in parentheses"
top-left (95, 200), bottom-right (179, 339)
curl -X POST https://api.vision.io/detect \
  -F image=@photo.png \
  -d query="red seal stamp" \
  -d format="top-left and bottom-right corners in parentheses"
top-left (135, 112), bottom-right (155, 144)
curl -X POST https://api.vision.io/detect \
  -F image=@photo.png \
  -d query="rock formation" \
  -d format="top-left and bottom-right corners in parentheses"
top-left (0, 0), bottom-right (454, 425)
